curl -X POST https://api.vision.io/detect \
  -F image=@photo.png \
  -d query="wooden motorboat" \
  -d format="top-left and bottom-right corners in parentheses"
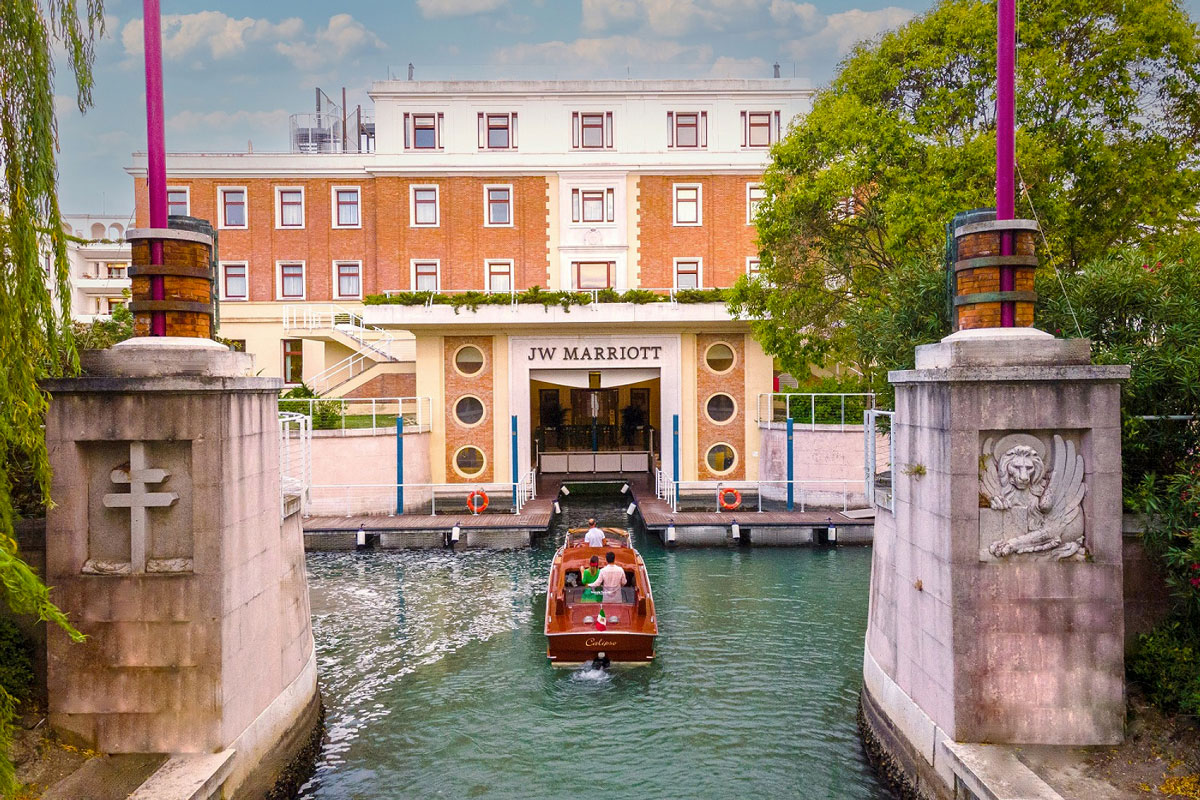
top-left (544, 527), bottom-right (657, 667)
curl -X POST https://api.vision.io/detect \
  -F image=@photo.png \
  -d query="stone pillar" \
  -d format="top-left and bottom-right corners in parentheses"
top-left (861, 329), bottom-right (1129, 793)
top-left (43, 338), bottom-right (320, 797)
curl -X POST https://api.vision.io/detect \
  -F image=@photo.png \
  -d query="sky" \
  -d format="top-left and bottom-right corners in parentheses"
top-left (55, 0), bottom-right (1200, 216)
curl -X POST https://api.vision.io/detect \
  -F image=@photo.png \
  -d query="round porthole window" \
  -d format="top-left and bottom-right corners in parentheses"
top-left (454, 396), bottom-right (485, 426)
top-left (454, 345), bottom-right (485, 376)
top-left (705, 342), bottom-right (735, 373)
top-left (705, 443), bottom-right (737, 474)
top-left (705, 393), bottom-right (736, 424)
top-left (454, 446), bottom-right (486, 478)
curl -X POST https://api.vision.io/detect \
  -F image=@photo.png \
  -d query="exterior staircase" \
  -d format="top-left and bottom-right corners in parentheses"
top-left (282, 305), bottom-right (412, 396)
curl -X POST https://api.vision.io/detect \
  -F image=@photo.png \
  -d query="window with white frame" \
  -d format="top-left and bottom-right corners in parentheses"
top-left (573, 261), bottom-right (614, 290)
top-left (668, 111), bottom-right (707, 148)
top-left (276, 188), bottom-right (304, 228)
top-left (222, 262), bottom-right (248, 300)
top-left (572, 111), bottom-right (613, 149)
top-left (411, 186), bottom-right (439, 226)
top-left (404, 112), bottom-right (443, 150)
top-left (485, 185), bottom-right (512, 226)
top-left (413, 260), bottom-right (439, 292)
top-left (674, 184), bottom-right (701, 226)
top-left (278, 262), bottom-right (305, 299)
top-left (486, 260), bottom-right (512, 293)
top-left (747, 184), bottom-right (766, 223)
top-left (747, 258), bottom-right (761, 278)
top-left (334, 187), bottom-right (361, 228)
top-left (674, 259), bottom-right (701, 290)
top-left (167, 188), bottom-right (189, 216)
top-left (479, 112), bottom-right (516, 149)
top-left (571, 188), bottom-right (615, 224)
top-left (741, 110), bottom-right (780, 147)
top-left (335, 261), bottom-right (361, 299)
top-left (219, 187), bottom-right (247, 228)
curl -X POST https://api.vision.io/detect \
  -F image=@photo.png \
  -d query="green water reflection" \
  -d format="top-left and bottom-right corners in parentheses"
top-left (300, 493), bottom-right (891, 799)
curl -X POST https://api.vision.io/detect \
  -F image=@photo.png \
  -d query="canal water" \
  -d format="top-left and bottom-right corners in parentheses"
top-left (299, 491), bottom-right (891, 799)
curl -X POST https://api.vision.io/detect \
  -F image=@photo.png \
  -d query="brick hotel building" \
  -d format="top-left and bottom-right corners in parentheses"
top-left (129, 79), bottom-right (812, 486)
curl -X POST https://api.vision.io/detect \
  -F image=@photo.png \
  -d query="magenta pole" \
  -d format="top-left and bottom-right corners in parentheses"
top-left (143, 0), bottom-right (167, 335)
top-left (996, 0), bottom-right (1016, 326)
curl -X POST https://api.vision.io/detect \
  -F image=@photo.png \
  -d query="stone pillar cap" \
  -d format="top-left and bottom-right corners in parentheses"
top-left (916, 329), bottom-right (1092, 369)
top-left (82, 338), bottom-right (256, 378)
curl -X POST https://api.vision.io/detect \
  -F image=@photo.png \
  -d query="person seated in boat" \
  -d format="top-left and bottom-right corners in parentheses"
top-left (583, 519), bottom-right (606, 547)
top-left (588, 551), bottom-right (627, 604)
top-left (580, 555), bottom-right (603, 602)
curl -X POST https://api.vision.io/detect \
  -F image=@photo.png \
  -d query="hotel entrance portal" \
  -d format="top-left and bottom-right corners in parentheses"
top-left (530, 369), bottom-right (660, 474)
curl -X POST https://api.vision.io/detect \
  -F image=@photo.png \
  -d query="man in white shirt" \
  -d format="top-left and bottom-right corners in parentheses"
top-left (589, 551), bottom-right (627, 603)
top-left (583, 519), bottom-right (606, 547)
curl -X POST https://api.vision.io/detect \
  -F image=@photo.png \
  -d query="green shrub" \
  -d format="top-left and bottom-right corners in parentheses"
top-left (279, 385), bottom-right (343, 430)
top-left (1128, 622), bottom-right (1200, 715)
top-left (0, 619), bottom-right (34, 706)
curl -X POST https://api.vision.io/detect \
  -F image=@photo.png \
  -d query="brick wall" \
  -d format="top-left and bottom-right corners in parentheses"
top-left (443, 336), bottom-right (493, 483)
top-left (637, 174), bottom-right (762, 289)
top-left (348, 372), bottom-right (416, 399)
top-left (695, 333), bottom-right (746, 480)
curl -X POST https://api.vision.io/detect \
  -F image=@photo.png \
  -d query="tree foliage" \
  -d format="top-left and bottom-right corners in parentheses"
top-left (729, 0), bottom-right (1200, 377)
top-left (1, 0), bottom-right (103, 791)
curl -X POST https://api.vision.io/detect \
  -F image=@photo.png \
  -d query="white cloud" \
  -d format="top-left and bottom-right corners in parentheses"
top-left (493, 35), bottom-right (713, 68)
top-left (767, 0), bottom-right (820, 29)
top-left (708, 56), bottom-right (771, 78)
top-left (120, 12), bottom-right (381, 67)
top-left (582, 0), bottom-right (766, 36)
top-left (785, 7), bottom-right (915, 60)
top-left (416, 0), bottom-right (508, 18)
top-left (166, 109), bottom-right (291, 134)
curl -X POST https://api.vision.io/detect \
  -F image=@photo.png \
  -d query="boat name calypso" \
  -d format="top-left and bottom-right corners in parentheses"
top-left (585, 638), bottom-right (619, 647)
top-left (527, 345), bottom-right (663, 362)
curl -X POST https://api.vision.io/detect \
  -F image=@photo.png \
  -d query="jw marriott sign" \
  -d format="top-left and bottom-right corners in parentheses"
top-left (527, 345), bottom-right (665, 362)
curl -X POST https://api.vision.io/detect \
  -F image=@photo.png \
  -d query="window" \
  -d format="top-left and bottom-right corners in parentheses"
top-left (219, 187), bottom-right (247, 228)
top-left (573, 261), bottom-right (614, 290)
top-left (222, 262), bottom-right (248, 300)
top-left (334, 187), bottom-right (360, 228)
top-left (747, 258), bottom-right (761, 278)
top-left (167, 188), bottom-right (189, 216)
top-left (705, 394), bottom-right (737, 424)
top-left (485, 186), bottom-right (512, 226)
top-left (572, 111), bottom-right (613, 149)
top-left (486, 260), bottom-right (512, 293)
top-left (277, 188), bottom-right (304, 228)
top-left (404, 112), bottom-right (443, 150)
top-left (747, 185), bottom-right (766, 223)
top-left (453, 446), bottom-right (487, 478)
top-left (411, 186), bottom-right (439, 226)
top-left (282, 339), bottom-right (303, 385)
top-left (705, 342), bottom-right (736, 373)
top-left (278, 262), bottom-right (305, 299)
top-left (479, 112), bottom-right (516, 149)
top-left (705, 443), bottom-right (737, 475)
top-left (105, 262), bottom-right (128, 279)
top-left (412, 260), bottom-right (439, 292)
top-left (668, 111), bottom-right (707, 148)
top-left (454, 396), bottom-right (485, 426)
top-left (741, 110), bottom-right (781, 147)
top-left (674, 259), bottom-right (701, 290)
top-left (335, 261), bottom-right (361, 299)
top-left (674, 184), bottom-right (701, 226)
top-left (571, 188), bottom-right (615, 223)
top-left (454, 345), bottom-right (485, 376)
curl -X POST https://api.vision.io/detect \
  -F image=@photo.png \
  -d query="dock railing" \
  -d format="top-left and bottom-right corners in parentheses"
top-left (864, 409), bottom-right (895, 512)
top-left (655, 478), bottom-right (867, 513)
top-left (306, 473), bottom-right (537, 518)
top-left (277, 395), bottom-right (433, 433)
top-left (756, 392), bottom-right (876, 431)
top-left (278, 411), bottom-right (312, 518)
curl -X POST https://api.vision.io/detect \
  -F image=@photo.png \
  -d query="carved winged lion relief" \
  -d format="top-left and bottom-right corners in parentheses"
top-left (978, 433), bottom-right (1088, 562)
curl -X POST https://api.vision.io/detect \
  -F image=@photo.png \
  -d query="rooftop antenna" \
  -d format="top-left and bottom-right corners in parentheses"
top-left (408, 62), bottom-right (414, 80)
top-left (773, 62), bottom-right (780, 78)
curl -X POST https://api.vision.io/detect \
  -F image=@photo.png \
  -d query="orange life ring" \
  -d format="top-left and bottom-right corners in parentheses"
top-left (718, 487), bottom-right (742, 511)
top-left (467, 490), bottom-right (489, 513)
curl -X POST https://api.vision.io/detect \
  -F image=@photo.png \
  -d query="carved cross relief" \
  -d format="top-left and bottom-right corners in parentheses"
top-left (85, 441), bottom-right (194, 575)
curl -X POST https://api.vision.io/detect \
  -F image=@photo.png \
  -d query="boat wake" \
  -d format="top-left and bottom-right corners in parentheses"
top-left (570, 666), bottom-right (613, 683)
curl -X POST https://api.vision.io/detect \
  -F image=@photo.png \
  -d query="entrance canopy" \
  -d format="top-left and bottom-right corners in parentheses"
top-left (529, 368), bottom-right (658, 388)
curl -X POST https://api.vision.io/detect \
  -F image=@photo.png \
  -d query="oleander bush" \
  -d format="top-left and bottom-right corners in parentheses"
top-left (1128, 622), bottom-right (1200, 716)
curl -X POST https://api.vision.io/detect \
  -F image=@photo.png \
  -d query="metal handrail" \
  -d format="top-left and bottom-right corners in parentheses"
top-left (864, 409), bottom-right (895, 512)
top-left (307, 480), bottom-right (534, 517)
top-left (276, 396), bottom-right (433, 433)
top-left (662, 478), bottom-right (865, 513)
top-left (756, 392), bottom-right (877, 431)
top-left (283, 304), bottom-right (399, 394)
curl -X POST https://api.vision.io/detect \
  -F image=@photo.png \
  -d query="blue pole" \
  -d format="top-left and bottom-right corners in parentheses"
top-left (672, 414), bottom-right (680, 507)
top-left (396, 414), bottom-right (404, 515)
top-left (786, 416), bottom-right (794, 511)
top-left (511, 415), bottom-right (518, 510)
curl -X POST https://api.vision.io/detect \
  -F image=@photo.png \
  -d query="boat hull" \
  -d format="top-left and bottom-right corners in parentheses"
top-left (546, 631), bottom-right (656, 666)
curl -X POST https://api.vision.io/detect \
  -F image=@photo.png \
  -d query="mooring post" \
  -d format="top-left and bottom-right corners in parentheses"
top-left (511, 415), bottom-right (518, 511)
top-left (786, 416), bottom-right (794, 511)
top-left (672, 414), bottom-right (680, 507)
top-left (396, 414), bottom-right (404, 515)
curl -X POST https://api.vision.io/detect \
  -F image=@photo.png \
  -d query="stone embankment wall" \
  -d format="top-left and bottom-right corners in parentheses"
top-left (757, 423), bottom-right (883, 508)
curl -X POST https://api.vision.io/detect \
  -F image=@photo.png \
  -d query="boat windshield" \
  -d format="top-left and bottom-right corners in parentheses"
top-left (564, 528), bottom-right (630, 548)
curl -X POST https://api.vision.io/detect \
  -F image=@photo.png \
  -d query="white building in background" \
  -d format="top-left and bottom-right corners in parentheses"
top-left (54, 214), bottom-right (134, 322)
